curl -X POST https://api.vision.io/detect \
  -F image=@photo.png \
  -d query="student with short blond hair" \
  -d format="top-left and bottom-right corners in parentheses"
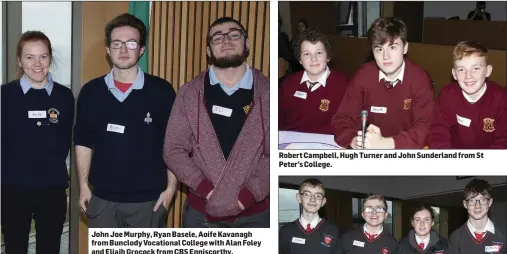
top-left (428, 41), bottom-right (507, 149)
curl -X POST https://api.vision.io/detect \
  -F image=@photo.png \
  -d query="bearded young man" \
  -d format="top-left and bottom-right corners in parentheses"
top-left (332, 17), bottom-right (434, 149)
top-left (163, 17), bottom-right (270, 228)
top-left (74, 13), bottom-right (178, 228)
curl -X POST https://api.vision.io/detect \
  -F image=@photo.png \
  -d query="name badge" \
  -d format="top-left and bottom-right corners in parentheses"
top-left (294, 91), bottom-right (307, 99)
top-left (107, 124), bottom-right (125, 134)
top-left (28, 111), bottom-right (47, 118)
top-left (457, 114), bottom-right (471, 127)
top-left (292, 237), bottom-right (306, 244)
top-left (353, 240), bottom-right (365, 247)
top-left (485, 246), bottom-right (500, 252)
top-left (370, 106), bottom-right (387, 114)
top-left (212, 105), bottom-right (233, 117)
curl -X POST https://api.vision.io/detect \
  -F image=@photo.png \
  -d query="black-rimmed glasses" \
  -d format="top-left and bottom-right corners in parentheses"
top-left (466, 197), bottom-right (490, 206)
top-left (209, 29), bottom-right (244, 45)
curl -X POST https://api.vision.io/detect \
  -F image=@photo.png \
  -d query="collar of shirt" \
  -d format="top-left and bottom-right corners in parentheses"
top-left (467, 218), bottom-right (495, 235)
top-left (300, 66), bottom-right (330, 91)
top-left (363, 224), bottom-right (383, 235)
top-left (462, 82), bottom-right (487, 103)
top-left (379, 60), bottom-right (405, 87)
top-left (20, 73), bottom-right (54, 95)
top-left (415, 235), bottom-right (430, 249)
top-left (299, 215), bottom-right (321, 229)
top-left (209, 64), bottom-right (253, 96)
top-left (104, 66), bottom-right (145, 92)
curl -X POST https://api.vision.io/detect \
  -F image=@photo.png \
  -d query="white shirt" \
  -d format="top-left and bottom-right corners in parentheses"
top-left (415, 235), bottom-right (430, 250)
top-left (363, 224), bottom-right (383, 235)
top-left (300, 67), bottom-right (330, 92)
top-left (379, 61), bottom-right (405, 87)
top-left (467, 218), bottom-right (495, 237)
top-left (300, 215), bottom-right (322, 230)
top-left (463, 82), bottom-right (487, 103)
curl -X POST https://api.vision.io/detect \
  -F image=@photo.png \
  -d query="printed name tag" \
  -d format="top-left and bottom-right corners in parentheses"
top-left (28, 111), bottom-right (47, 118)
top-left (485, 246), bottom-right (500, 252)
top-left (107, 124), bottom-right (125, 134)
top-left (353, 240), bottom-right (365, 247)
top-left (456, 114), bottom-right (471, 127)
top-left (294, 91), bottom-right (307, 99)
top-left (292, 237), bottom-right (306, 244)
top-left (370, 106), bottom-right (387, 114)
top-left (212, 105), bottom-right (233, 117)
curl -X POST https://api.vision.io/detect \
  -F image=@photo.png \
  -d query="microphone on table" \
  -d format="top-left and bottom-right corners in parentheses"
top-left (361, 110), bottom-right (368, 149)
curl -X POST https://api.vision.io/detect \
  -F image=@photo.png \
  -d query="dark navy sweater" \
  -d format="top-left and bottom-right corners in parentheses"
top-left (1, 80), bottom-right (74, 188)
top-left (73, 73), bottom-right (176, 202)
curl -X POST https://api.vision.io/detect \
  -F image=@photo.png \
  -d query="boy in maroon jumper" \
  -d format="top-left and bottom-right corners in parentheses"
top-left (428, 41), bottom-right (507, 149)
top-left (332, 18), bottom-right (433, 149)
top-left (279, 29), bottom-right (349, 134)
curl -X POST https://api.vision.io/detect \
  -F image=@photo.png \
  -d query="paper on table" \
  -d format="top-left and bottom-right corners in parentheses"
top-left (279, 131), bottom-right (342, 149)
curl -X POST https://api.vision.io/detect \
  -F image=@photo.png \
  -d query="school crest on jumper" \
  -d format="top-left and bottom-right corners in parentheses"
top-left (483, 118), bottom-right (495, 132)
top-left (403, 98), bottom-right (412, 110)
top-left (47, 108), bottom-right (60, 123)
top-left (319, 99), bottom-right (330, 112)
top-left (382, 248), bottom-right (389, 254)
top-left (323, 235), bottom-right (333, 245)
top-left (144, 112), bottom-right (152, 124)
top-left (492, 241), bottom-right (503, 252)
top-left (243, 102), bottom-right (253, 114)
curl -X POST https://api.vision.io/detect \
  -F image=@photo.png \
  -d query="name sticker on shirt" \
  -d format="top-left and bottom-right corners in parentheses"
top-left (294, 91), bottom-right (307, 99)
top-left (457, 114), bottom-right (471, 127)
top-left (485, 245), bottom-right (500, 253)
top-left (212, 105), bottom-right (233, 117)
top-left (370, 106), bottom-right (387, 114)
top-left (28, 110), bottom-right (47, 119)
top-left (353, 240), bottom-right (365, 247)
top-left (107, 124), bottom-right (125, 134)
top-left (292, 237), bottom-right (306, 244)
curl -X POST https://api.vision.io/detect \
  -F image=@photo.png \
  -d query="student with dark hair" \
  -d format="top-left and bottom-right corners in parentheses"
top-left (279, 29), bottom-right (349, 134)
top-left (1, 31), bottom-right (74, 253)
top-left (340, 195), bottom-right (397, 253)
top-left (428, 41), bottom-right (506, 149)
top-left (163, 17), bottom-right (270, 228)
top-left (279, 178), bottom-right (340, 254)
top-left (394, 204), bottom-right (449, 254)
top-left (332, 17), bottom-right (434, 149)
top-left (467, 1), bottom-right (491, 21)
top-left (74, 13), bottom-right (178, 228)
top-left (448, 179), bottom-right (506, 254)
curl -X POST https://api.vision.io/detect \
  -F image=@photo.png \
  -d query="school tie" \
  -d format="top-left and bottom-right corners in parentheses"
top-left (474, 231), bottom-right (486, 241)
top-left (382, 78), bottom-right (398, 89)
top-left (308, 81), bottom-right (319, 90)
top-left (365, 232), bottom-right (378, 240)
top-left (306, 223), bottom-right (312, 232)
top-left (419, 242), bottom-right (425, 250)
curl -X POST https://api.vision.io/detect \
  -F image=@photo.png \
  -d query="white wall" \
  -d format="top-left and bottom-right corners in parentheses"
top-left (424, 1), bottom-right (507, 21)
top-left (489, 201), bottom-right (506, 230)
top-left (279, 176), bottom-right (507, 199)
top-left (279, 1), bottom-right (292, 39)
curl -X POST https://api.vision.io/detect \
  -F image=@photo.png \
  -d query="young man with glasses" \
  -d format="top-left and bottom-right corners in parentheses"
top-left (74, 13), bottom-right (178, 228)
top-left (448, 178), bottom-right (506, 253)
top-left (279, 178), bottom-right (340, 254)
top-left (163, 17), bottom-right (269, 228)
top-left (340, 195), bottom-right (397, 253)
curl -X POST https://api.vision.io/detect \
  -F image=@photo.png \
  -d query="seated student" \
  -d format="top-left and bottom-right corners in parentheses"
top-left (394, 204), bottom-right (449, 254)
top-left (332, 17), bottom-right (433, 149)
top-left (428, 41), bottom-right (507, 149)
top-left (448, 178), bottom-right (506, 254)
top-left (279, 178), bottom-right (340, 254)
top-left (340, 195), bottom-right (397, 253)
top-left (279, 29), bottom-right (349, 134)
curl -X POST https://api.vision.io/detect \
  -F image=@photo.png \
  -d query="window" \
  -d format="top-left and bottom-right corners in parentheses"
top-left (432, 206), bottom-right (441, 231)
top-left (352, 198), bottom-right (394, 236)
top-left (279, 188), bottom-right (301, 228)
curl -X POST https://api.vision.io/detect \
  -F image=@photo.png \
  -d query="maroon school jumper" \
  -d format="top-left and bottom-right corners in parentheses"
top-left (279, 69), bottom-right (349, 134)
top-left (428, 81), bottom-right (507, 149)
top-left (332, 58), bottom-right (434, 148)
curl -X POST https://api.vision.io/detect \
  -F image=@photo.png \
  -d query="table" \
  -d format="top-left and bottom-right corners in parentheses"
top-left (278, 131), bottom-right (343, 149)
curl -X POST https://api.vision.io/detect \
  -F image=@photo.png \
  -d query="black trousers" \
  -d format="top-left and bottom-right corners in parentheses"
top-left (1, 185), bottom-right (67, 254)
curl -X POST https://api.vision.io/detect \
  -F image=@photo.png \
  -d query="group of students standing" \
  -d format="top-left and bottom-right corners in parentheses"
top-left (1, 13), bottom-right (270, 253)
top-left (280, 178), bottom-right (506, 254)
top-left (279, 17), bottom-right (507, 149)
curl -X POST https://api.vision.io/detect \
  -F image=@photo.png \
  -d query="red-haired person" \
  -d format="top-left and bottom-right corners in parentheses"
top-left (332, 17), bottom-right (434, 149)
top-left (428, 41), bottom-right (507, 149)
top-left (1, 31), bottom-right (74, 253)
top-left (279, 29), bottom-right (349, 134)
